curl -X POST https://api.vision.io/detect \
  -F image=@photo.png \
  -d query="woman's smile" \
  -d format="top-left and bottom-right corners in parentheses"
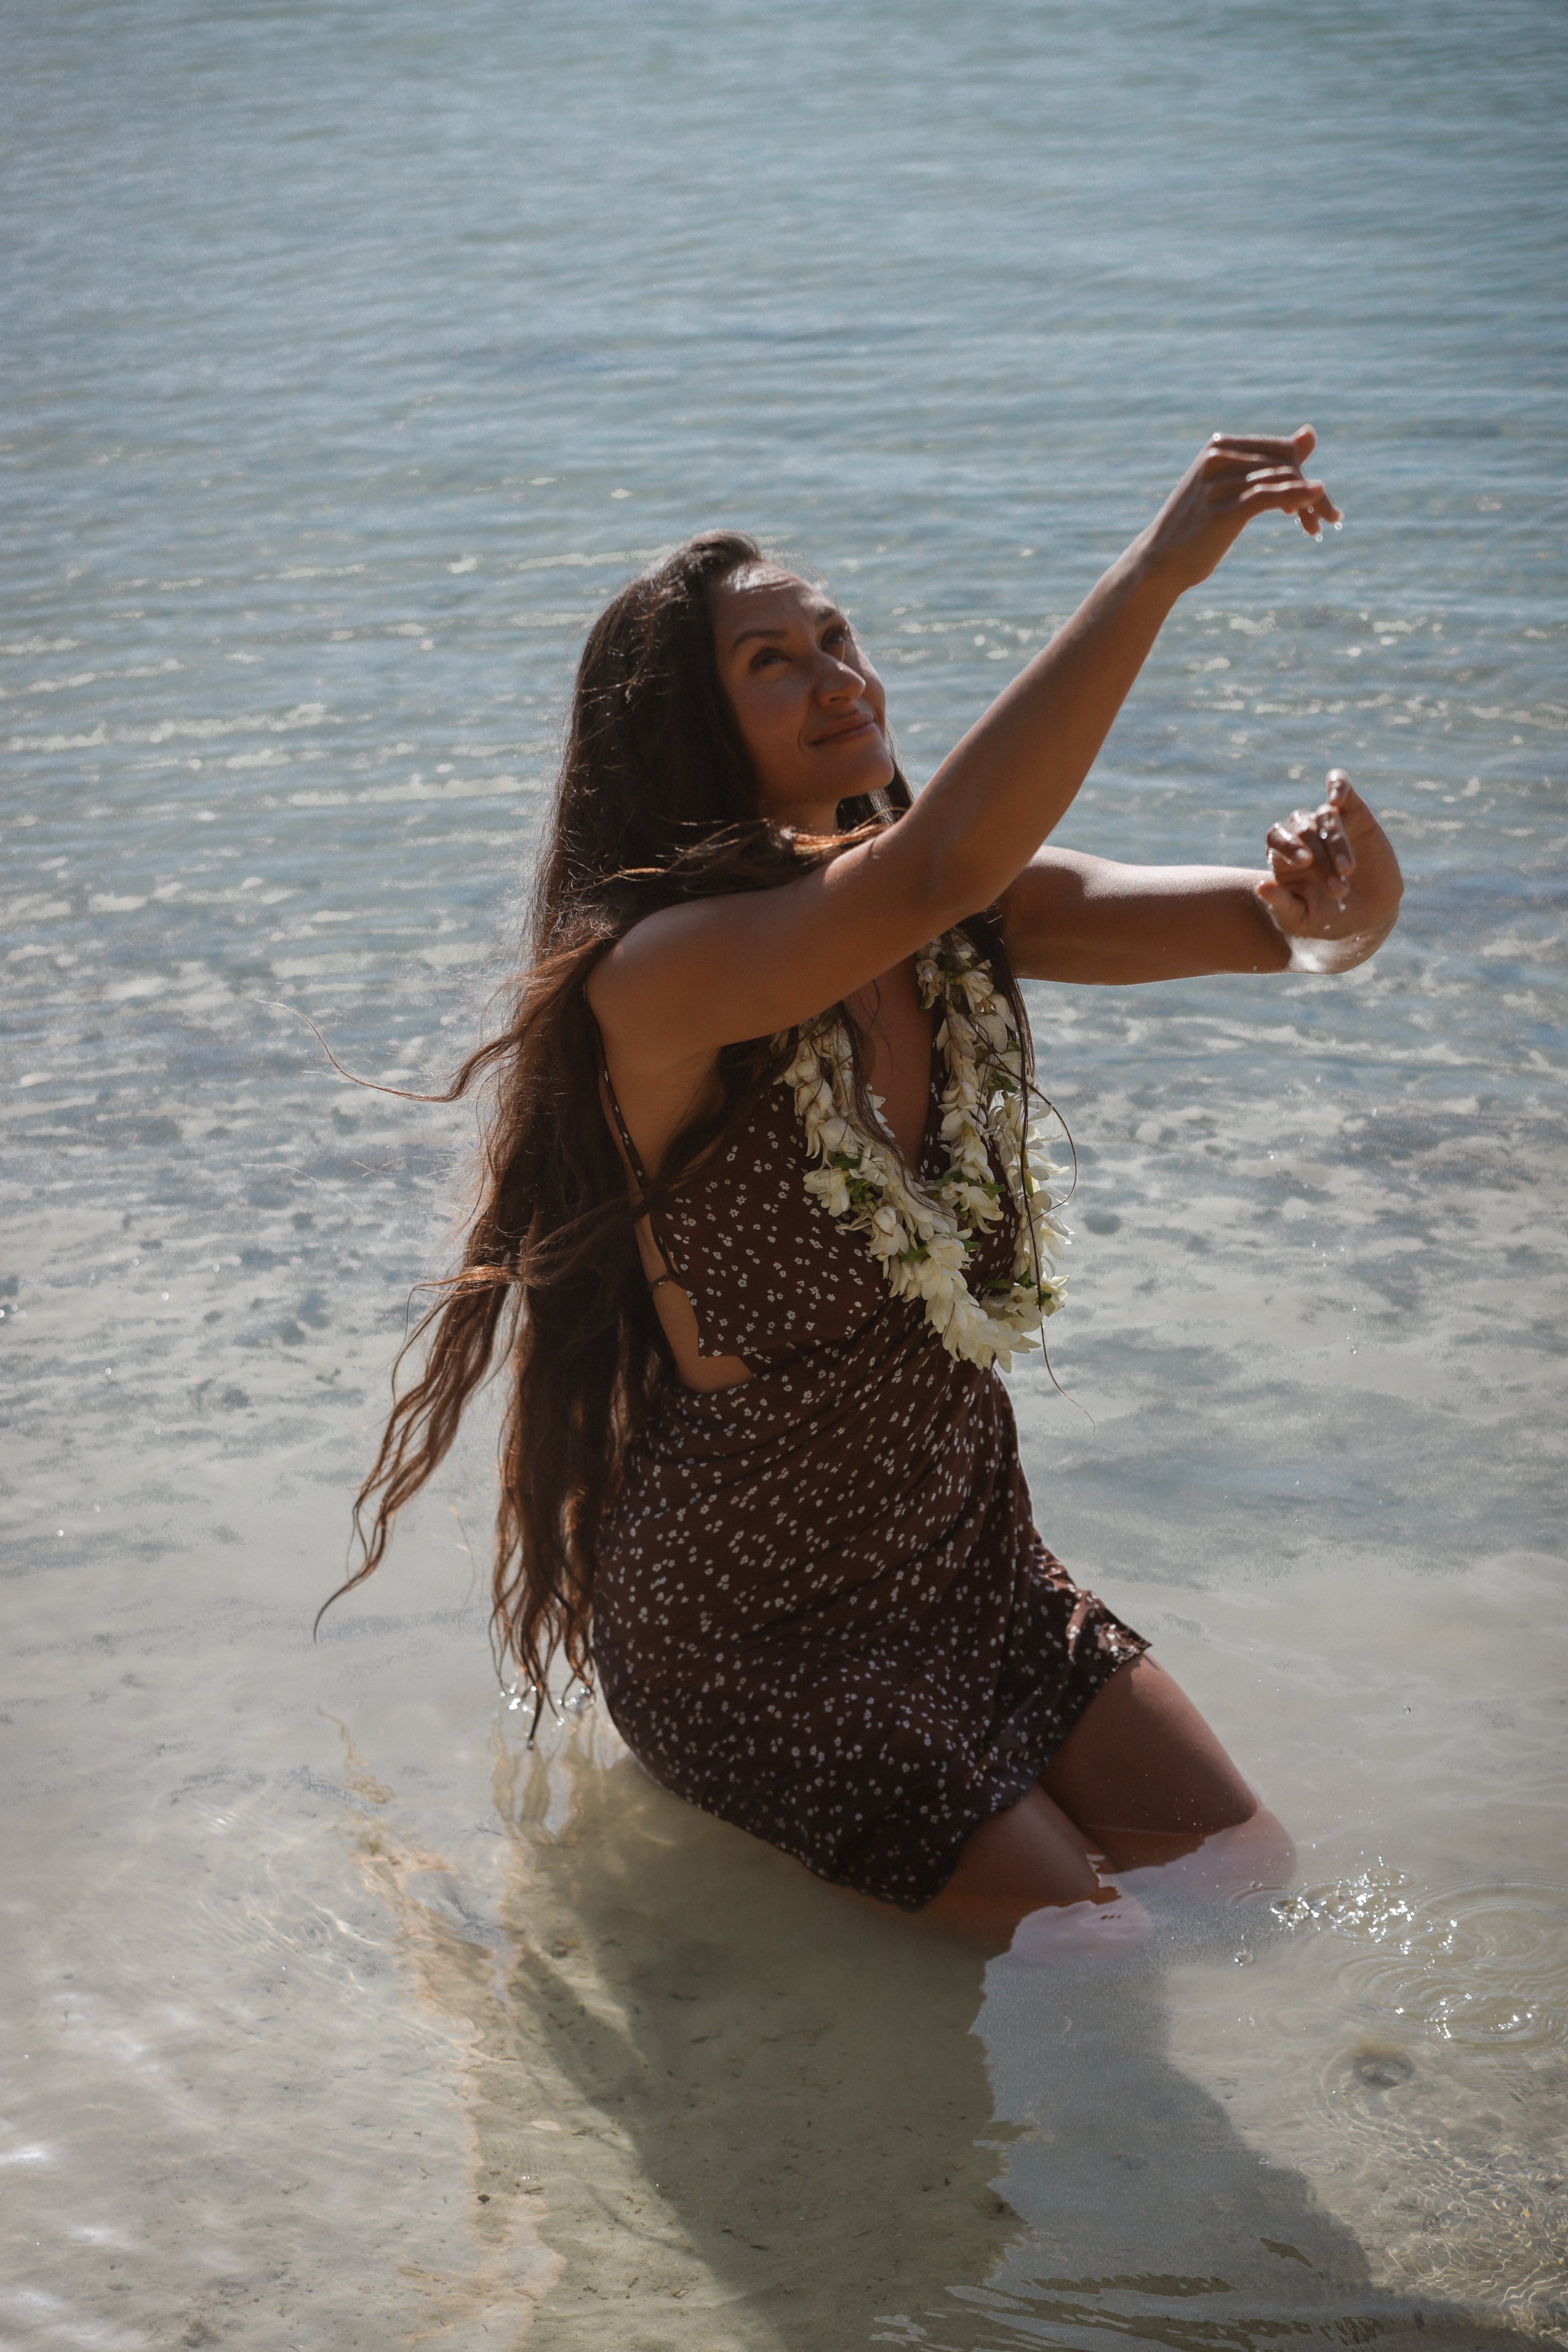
top-left (710, 563), bottom-right (894, 828)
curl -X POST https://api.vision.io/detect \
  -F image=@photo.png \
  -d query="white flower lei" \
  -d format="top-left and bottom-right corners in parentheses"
top-left (777, 931), bottom-right (1069, 1371)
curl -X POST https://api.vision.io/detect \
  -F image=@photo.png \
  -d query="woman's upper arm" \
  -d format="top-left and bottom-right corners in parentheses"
top-left (586, 825), bottom-right (960, 1065)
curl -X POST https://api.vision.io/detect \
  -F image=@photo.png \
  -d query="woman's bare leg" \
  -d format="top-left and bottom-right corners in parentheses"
top-left (912, 1784), bottom-right (1146, 1950)
top-left (908, 1653), bottom-right (1292, 1947)
top-left (1041, 1652), bottom-right (1295, 1896)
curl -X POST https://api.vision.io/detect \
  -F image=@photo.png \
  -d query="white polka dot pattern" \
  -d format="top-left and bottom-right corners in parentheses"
top-left (596, 1042), bottom-right (1147, 1910)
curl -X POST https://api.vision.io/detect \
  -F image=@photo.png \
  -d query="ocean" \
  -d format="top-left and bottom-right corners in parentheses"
top-left (3, 2), bottom-right (1565, 2343)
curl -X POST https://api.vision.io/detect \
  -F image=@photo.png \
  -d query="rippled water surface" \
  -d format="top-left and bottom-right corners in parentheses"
top-left (3, 2), bottom-right (1565, 2345)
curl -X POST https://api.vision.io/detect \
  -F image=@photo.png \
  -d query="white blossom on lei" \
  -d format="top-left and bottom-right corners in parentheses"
top-left (776, 931), bottom-right (1069, 1370)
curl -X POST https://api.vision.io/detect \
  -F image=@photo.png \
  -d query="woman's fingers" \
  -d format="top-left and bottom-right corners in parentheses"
top-left (1207, 425), bottom-right (1317, 465)
top-left (1267, 840), bottom-right (1315, 884)
top-left (1233, 472), bottom-right (1343, 534)
top-left (1266, 805), bottom-right (1342, 864)
top-left (1149, 426), bottom-right (1342, 589)
top-left (1260, 769), bottom-right (1403, 954)
top-left (1323, 767), bottom-right (1368, 830)
top-left (1257, 871), bottom-right (1309, 929)
top-left (1199, 444), bottom-right (1343, 535)
top-left (1314, 791), bottom-right (1356, 884)
top-left (1266, 784), bottom-right (1356, 905)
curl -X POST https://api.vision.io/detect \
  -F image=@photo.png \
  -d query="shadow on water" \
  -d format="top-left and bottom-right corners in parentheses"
top-left (347, 1717), bottom-right (1538, 2351)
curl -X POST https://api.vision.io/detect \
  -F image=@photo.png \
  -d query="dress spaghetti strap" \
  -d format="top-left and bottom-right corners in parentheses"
top-left (600, 1061), bottom-right (685, 1295)
top-left (601, 1060), bottom-right (650, 1181)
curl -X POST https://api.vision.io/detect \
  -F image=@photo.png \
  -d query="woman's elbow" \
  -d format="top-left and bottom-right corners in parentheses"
top-left (887, 831), bottom-right (1006, 939)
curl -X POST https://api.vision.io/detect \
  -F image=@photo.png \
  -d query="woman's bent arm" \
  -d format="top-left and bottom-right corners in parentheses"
top-left (591, 429), bottom-right (1340, 1066)
top-left (1002, 773), bottom-right (1403, 984)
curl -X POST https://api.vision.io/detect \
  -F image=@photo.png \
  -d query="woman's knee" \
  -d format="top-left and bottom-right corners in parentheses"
top-left (923, 1795), bottom-right (1160, 1955)
top-left (1043, 1653), bottom-right (1260, 1841)
top-left (916, 1788), bottom-right (1107, 1943)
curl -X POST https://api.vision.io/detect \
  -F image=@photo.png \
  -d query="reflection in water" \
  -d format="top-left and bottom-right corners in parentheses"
top-left (348, 1711), bottom-right (1539, 2349)
top-left (355, 1709), bottom-right (1014, 2347)
top-left (982, 1939), bottom-right (1431, 2348)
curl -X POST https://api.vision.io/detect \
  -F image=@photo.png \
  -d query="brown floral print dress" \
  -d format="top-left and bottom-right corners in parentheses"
top-left (594, 1034), bottom-right (1147, 1911)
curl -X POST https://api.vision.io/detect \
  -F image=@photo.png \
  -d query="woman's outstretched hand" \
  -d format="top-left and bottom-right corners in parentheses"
top-left (1256, 770), bottom-right (1403, 971)
top-left (1139, 427), bottom-right (1342, 592)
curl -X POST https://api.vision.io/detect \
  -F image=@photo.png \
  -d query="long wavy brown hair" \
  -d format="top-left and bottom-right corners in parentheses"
top-left (330, 529), bottom-right (1029, 1695)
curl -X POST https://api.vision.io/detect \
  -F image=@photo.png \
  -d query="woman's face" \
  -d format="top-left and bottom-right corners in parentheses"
top-left (709, 565), bottom-right (894, 829)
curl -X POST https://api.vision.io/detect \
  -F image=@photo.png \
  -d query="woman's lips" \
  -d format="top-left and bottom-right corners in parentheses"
top-left (813, 716), bottom-right (878, 747)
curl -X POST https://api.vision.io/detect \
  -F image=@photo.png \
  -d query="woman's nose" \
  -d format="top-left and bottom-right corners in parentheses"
top-left (815, 650), bottom-right (866, 701)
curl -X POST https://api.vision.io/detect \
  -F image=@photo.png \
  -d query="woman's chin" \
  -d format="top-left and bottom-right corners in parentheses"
top-left (825, 747), bottom-right (898, 804)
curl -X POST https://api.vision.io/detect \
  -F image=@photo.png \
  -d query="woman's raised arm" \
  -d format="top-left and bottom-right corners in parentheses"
top-left (590, 428), bottom-right (1340, 1066)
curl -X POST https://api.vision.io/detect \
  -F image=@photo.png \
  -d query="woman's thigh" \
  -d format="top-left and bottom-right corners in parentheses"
top-left (1041, 1652), bottom-right (1266, 1867)
top-left (914, 1783), bottom-right (1110, 1944)
top-left (897, 1655), bottom-right (1288, 1946)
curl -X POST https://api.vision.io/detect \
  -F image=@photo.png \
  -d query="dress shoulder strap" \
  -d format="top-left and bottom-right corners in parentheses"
top-left (597, 1060), bottom-right (689, 1296)
top-left (600, 1059), bottom-right (650, 1186)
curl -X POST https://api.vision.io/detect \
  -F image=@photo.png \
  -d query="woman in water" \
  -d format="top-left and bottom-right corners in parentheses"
top-left (348, 427), bottom-right (1402, 1947)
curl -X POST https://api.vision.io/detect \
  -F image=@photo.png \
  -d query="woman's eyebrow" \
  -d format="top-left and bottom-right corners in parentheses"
top-left (728, 603), bottom-right (845, 655)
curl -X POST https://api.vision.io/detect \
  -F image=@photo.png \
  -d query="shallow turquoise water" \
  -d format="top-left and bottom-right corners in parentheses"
top-left (3, 3), bottom-right (1565, 2345)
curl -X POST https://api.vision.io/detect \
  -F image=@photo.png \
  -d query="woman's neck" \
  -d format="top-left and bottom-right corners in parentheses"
top-left (769, 796), bottom-right (842, 835)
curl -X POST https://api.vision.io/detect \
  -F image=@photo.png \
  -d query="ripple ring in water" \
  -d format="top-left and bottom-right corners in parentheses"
top-left (1277, 1873), bottom-right (1568, 2052)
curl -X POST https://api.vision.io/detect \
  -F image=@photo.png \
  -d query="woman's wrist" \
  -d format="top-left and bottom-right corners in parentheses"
top-left (1115, 524), bottom-right (1190, 613)
top-left (1254, 883), bottom-right (1399, 973)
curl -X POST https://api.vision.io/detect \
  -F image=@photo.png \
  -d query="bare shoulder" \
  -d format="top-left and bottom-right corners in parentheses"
top-left (583, 899), bottom-right (715, 1066)
top-left (584, 898), bottom-right (691, 1008)
top-left (582, 917), bottom-right (723, 1171)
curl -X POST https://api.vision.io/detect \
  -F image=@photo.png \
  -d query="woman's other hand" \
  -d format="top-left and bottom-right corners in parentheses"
top-left (1256, 769), bottom-right (1403, 971)
top-left (1138, 427), bottom-right (1342, 594)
